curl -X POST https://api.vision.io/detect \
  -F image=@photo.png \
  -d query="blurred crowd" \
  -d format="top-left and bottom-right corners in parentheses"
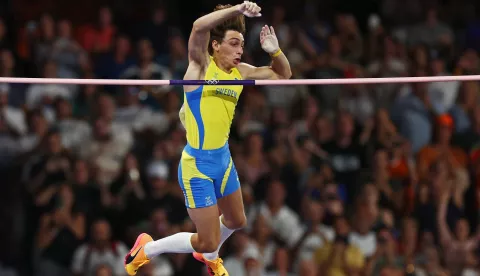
top-left (1, 0), bottom-right (480, 275)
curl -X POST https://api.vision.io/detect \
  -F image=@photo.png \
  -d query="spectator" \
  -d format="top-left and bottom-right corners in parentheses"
top-left (315, 216), bottom-right (365, 276)
top-left (50, 19), bottom-right (88, 80)
top-left (72, 71), bottom-right (100, 119)
top-left (371, 109), bottom-right (401, 149)
top-left (25, 60), bottom-right (72, 117)
top-left (309, 114), bottom-right (334, 146)
top-left (24, 130), bottom-right (71, 205)
top-left (114, 86), bottom-right (170, 135)
top-left (322, 111), bottom-right (367, 203)
top-left (335, 14), bottom-right (364, 64)
top-left (400, 217), bottom-right (418, 263)
top-left (34, 184), bottom-right (85, 276)
top-left (0, 84), bottom-right (27, 165)
top-left (143, 161), bottom-right (187, 225)
top-left (349, 195), bottom-right (378, 258)
top-left (248, 179), bottom-right (304, 249)
top-left (417, 113), bottom-right (468, 181)
top-left (53, 98), bottom-right (91, 150)
top-left (365, 226), bottom-right (405, 275)
top-left (392, 69), bottom-right (434, 154)
top-left (224, 230), bottom-right (256, 276)
top-left (30, 13), bottom-right (56, 70)
top-left (109, 153), bottom-right (145, 217)
top-left (78, 117), bottom-right (129, 187)
top-left (408, 8), bottom-right (454, 48)
top-left (437, 186), bottom-right (480, 275)
top-left (120, 39), bottom-right (172, 95)
top-left (236, 131), bottom-right (270, 186)
top-left (132, 5), bottom-right (172, 57)
top-left (368, 35), bottom-right (408, 108)
top-left (337, 74), bottom-right (375, 125)
top-left (414, 246), bottom-right (450, 276)
top-left (71, 219), bottom-right (129, 276)
top-left (249, 214), bottom-right (277, 274)
top-left (159, 32), bottom-right (188, 80)
top-left (427, 53), bottom-right (460, 115)
top-left (77, 6), bottom-right (117, 54)
top-left (92, 93), bottom-right (133, 148)
top-left (94, 34), bottom-right (135, 81)
top-left (293, 198), bottom-right (334, 269)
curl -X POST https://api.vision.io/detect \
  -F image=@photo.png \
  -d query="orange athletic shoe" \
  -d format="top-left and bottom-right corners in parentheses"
top-left (124, 233), bottom-right (153, 275)
top-left (193, 252), bottom-right (229, 276)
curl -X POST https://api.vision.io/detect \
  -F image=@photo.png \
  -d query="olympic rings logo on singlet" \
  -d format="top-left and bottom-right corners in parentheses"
top-left (206, 80), bottom-right (219, 85)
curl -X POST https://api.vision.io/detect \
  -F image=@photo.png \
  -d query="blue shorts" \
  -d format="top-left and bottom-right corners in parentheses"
top-left (178, 143), bottom-right (240, 208)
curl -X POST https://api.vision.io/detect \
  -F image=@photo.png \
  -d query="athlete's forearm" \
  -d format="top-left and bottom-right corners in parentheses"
top-left (193, 5), bottom-right (241, 33)
top-left (270, 50), bottom-right (292, 79)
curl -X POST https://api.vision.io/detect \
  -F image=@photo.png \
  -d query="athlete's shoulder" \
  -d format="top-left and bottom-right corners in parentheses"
top-left (231, 66), bottom-right (243, 80)
top-left (237, 62), bottom-right (256, 79)
top-left (237, 62), bottom-right (255, 71)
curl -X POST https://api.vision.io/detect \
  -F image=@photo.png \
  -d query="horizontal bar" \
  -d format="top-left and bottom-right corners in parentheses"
top-left (0, 75), bottom-right (478, 86)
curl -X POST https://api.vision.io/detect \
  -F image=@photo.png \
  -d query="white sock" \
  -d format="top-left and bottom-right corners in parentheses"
top-left (144, 232), bottom-right (195, 258)
top-left (203, 217), bottom-right (236, 260)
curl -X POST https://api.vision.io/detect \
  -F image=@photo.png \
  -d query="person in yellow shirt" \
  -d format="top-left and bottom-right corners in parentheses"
top-left (315, 216), bottom-right (365, 276)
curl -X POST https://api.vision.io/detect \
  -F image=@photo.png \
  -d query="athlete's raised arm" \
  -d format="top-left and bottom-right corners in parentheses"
top-left (239, 25), bottom-right (292, 80)
top-left (188, 1), bottom-right (261, 67)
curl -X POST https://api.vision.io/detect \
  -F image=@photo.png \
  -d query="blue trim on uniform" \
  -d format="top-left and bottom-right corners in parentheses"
top-left (177, 162), bottom-right (189, 207)
top-left (185, 86), bottom-right (205, 149)
top-left (220, 162), bottom-right (241, 198)
top-left (184, 142), bottom-right (229, 157)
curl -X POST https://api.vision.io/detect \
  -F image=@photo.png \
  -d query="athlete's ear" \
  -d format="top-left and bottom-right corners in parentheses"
top-left (212, 40), bottom-right (221, 52)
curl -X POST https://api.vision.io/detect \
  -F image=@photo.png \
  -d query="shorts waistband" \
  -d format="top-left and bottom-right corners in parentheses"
top-left (184, 143), bottom-right (229, 156)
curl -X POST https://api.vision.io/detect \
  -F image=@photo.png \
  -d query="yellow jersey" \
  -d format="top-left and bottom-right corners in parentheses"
top-left (182, 56), bottom-right (243, 150)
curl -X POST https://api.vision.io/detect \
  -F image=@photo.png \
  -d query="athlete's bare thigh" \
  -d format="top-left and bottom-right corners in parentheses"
top-left (218, 189), bottom-right (247, 229)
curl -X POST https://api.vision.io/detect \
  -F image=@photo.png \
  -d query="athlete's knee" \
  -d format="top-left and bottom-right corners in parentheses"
top-left (195, 232), bottom-right (220, 253)
top-left (233, 213), bottom-right (247, 229)
top-left (223, 213), bottom-right (247, 230)
top-left (195, 238), bottom-right (220, 253)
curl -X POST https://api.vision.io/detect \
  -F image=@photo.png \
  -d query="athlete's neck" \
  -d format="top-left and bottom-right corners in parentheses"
top-left (213, 56), bottom-right (233, 74)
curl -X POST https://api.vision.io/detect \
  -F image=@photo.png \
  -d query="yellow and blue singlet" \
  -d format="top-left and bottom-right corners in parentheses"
top-left (178, 57), bottom-right (243, 208)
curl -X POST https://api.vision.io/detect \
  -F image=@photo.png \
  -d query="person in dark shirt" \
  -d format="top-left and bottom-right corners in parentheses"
top-left (34, 184), bottom-right (85, 276)
top-left (322, 112), bottom-right (367, 203)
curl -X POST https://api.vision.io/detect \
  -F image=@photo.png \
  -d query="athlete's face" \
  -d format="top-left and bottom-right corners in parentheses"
top-left (214, 30), bottom-right (244, 68)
